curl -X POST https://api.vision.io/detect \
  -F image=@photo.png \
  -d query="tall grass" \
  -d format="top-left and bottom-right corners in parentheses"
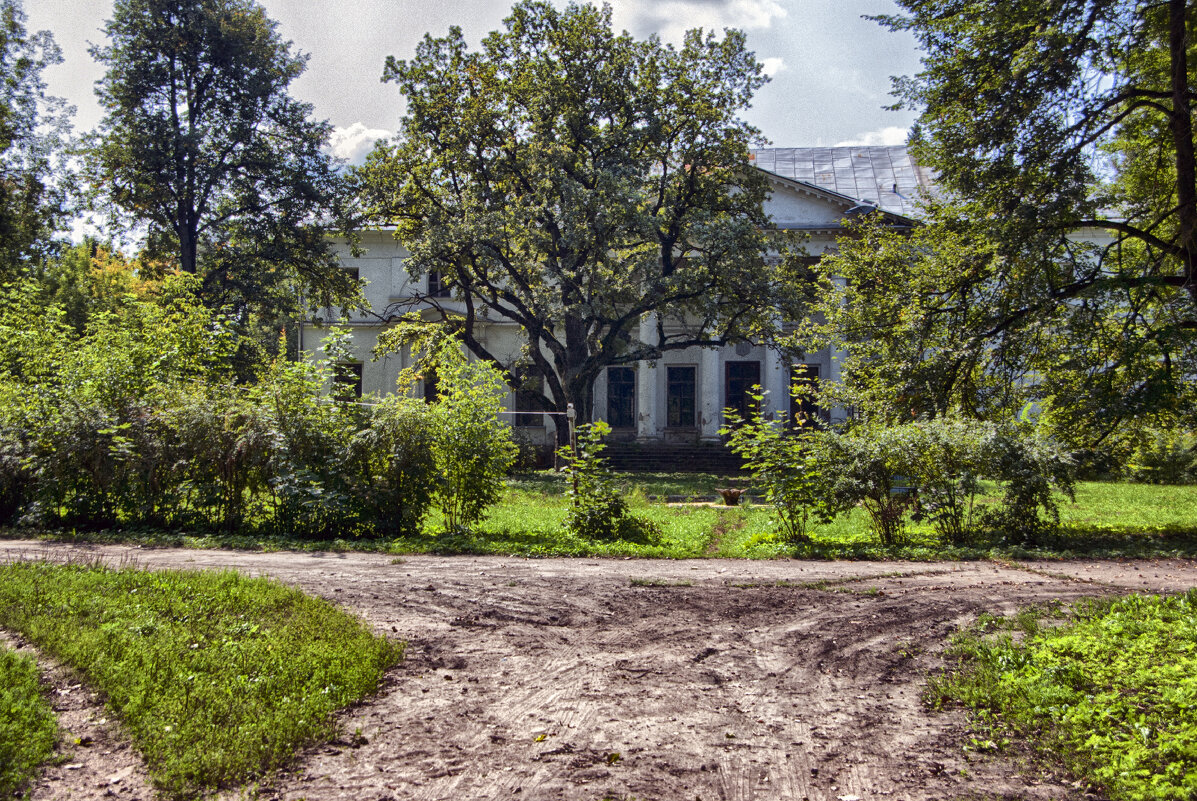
top-left (0, 561), bottom-right (402, 799)
top-left (0, 645), bottom-right (58, 797)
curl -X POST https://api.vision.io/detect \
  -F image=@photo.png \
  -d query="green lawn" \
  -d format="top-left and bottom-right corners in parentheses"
top-left (928, 592), bottom-right (1197, 800)
top-left (6, 476), bottom-right (1197, 561)
top-left (0, 645), bottom-right (58, 798)
top-left (0, 562), bottom-right (402, 800)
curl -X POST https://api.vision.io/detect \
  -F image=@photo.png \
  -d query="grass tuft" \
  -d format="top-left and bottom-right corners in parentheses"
top-left (929, 591), bottom-right (1197, 800)
top-left (0, 645), bottom-right (58, 797)
top-left (0, 561), bottom-right (402, 799)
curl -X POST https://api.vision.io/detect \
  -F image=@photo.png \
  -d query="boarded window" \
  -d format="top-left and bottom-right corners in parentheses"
top-left (421, 367), bottom-right (438, 403)
top-left (790, 363), bottom-right (825, 426)
top-left (724, 361), bottom-right (761, 425)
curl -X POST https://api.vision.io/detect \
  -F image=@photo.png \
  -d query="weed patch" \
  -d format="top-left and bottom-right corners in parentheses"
top-left (929, 592), bottom-right (1197, 800)
top-left (0, 644), bottom-right (58, 797)
top-left (0, 561), bottom-right (402, 799)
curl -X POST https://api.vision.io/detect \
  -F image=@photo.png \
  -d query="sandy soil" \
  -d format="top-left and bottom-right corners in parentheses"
top-left (3, 540), bottom-right (1196, 801)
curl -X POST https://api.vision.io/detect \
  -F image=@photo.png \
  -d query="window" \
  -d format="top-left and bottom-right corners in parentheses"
top-left (428, 269), bottom-right (453, 298)
top-left (515, 377), bottom-right (543, 427)
top-left (607, 366), bottom-right (636, 428)
top-left (666, 366), bottom-right (696, 428)
top-left (421, 367), bottom-right (438, 403)
top-left (334, 362), bottom-right (363, 399)
top-left (790, 363), bottom-right (825, 426)
top-left (724, 361), bottom-right (761, 424)
top-left (344, 266), bottom-right (360, 283)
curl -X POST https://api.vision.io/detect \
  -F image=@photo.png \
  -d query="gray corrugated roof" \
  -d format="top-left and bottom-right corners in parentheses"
top-left (750, 145), bottom-right (934, 217)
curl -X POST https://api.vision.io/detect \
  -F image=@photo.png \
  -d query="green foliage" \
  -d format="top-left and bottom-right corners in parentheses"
top-left (0, 289), bottom-right (464, 538)
top-left (931, 592), bottom-right (1197, 801)
top-left (0, 561), bottom-right (401, 799)
top-left (388, 325), bottom-right (518, 531)
top-left (87, 0), bottom-right (358, 318)
top-left (802, 1), bottom-right (1197, 443)
top-left (346, 395), bottom-right (438, 537)
top-left (1125, 426), bottom-right (1197, 485)
top-left (355, 0), bottom-right (802, 439)
top-left (0, 0), bottom-right (69, 280)
top-left (0, 645), bottom-right (58, 798)
top-left (560, 421), bottom-right (660, 543)
top-left (979, 424), bottom-right (1076, 546)
top-left (721, 397), bottom-right (850, 543)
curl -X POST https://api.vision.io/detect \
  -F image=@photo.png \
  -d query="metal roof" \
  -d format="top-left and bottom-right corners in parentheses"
top-left (750, 145), bottom-right (935, 218)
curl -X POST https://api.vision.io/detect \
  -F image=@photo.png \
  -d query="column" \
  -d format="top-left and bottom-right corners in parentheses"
top-left (700, 347), bottom-right (721, 441)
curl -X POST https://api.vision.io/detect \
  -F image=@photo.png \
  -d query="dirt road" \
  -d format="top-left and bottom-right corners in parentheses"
top-left (3, 540), bottom-right (1194, 801)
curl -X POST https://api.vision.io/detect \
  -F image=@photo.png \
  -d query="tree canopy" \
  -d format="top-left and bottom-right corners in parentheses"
top-left (0, 0), bottom-right (70, 279)
top-left (355, 0), bottom-right (801, 438)
top-left (807, 0), bottom-right (1197, 443)
top-left (88, 0), bottom-right (358, 319)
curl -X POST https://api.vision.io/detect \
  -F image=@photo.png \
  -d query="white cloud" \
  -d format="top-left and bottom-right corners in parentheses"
top-left (760, 57), bottom-right (786, 77)
top-left (610, 0), bottom-right (787, 44)
top-left (328, 123), bottom-right (393, 166)
top-left (834, 126), bottom-right (908, 147)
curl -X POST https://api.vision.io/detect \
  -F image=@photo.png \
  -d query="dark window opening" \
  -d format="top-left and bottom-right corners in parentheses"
top-left (428, 270), bottom-right (453, 298)
top-left (515, 377), bottom-right (543, 427)
top-left (724, 361), bottom-right (761, 425)
top-left (334, 362), bottom-right (363, 399)
top-left (790, 363), bottom-right (826, 426)
top-left (607, 366), bottom-right (636, 428)
top-left (666, 366), bottom-right (697, 428)
top-left (421, 367), bottom-right (438, 403)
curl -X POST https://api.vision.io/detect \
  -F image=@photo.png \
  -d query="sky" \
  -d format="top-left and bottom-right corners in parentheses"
top-left (26, 0), bottom-right (925, 165)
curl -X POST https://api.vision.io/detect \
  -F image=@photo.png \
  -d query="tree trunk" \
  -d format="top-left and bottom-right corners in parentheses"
top-left (1168, 0), bottom-right (1197, 302)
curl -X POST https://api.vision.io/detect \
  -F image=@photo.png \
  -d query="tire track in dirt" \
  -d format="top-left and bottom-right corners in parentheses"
top-left (2, 542), bottom-right (1193, 800)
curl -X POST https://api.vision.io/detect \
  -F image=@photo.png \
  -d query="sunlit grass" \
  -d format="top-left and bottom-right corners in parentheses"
top-left (929, 592), bottom-right (1197, 800)
top-left (0, 645), bottom-right (58, 798)
top-left (0, 561), bottom-right (402, 799)
top-left (5, 478), bottom-right (1197, 562)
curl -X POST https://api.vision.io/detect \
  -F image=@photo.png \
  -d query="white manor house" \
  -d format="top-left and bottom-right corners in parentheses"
top-left (301, 146), bottom-right (934, 456)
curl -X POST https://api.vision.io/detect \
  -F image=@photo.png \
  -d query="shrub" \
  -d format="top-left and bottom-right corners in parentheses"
top-left (979, 425), bottom-right (1075, 546)
top-left (418, 334), bottom-right (518, 532)
top-left (1124, 427), bottom-right (1197, 485)
top-left (346, 395), bottom-right (437, 537)
top-left (722, 399), bottom-right (851, 543)
top-left (905, 416), bottom-right (987, 545)
top-left (561, 421), bottom-right (660, 543)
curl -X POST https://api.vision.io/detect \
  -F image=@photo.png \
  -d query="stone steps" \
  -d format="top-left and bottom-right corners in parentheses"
top-left (603, 442), bottom-right (746, 474)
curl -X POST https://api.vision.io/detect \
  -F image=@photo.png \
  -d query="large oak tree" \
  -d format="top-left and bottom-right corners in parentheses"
top-left (355, 1), bottom-right (803, 442)
top-left (88, 0), bottom-right (358, 319)
top-left (807, 0), bottom-right (1197, 444)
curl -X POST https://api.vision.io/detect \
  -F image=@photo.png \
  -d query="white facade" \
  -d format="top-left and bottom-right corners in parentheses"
top-left (301, 149), bottom-right (924, 446)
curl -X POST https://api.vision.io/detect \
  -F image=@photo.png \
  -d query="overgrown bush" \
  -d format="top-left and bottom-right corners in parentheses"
top-left (723, 400), bottom-right (850, 543)
top-left (561, 421), bottom-right (660, 543)
top-left (979, 425), bottom-right (1075, 546)
top-left (0, 285), bottom-right (516, 539)
top-left (346, 395), bottom-right (437, 537)
top-left (1124, 427), bottom-right (1197, 485)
